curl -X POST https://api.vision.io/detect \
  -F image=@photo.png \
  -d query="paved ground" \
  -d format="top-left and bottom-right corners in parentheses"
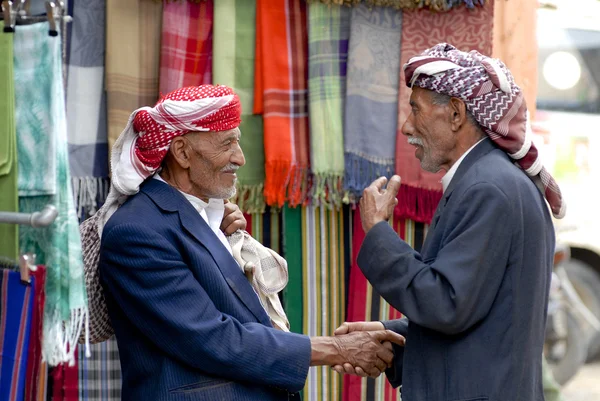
top-left (562, 361), bottom-right (600, 401)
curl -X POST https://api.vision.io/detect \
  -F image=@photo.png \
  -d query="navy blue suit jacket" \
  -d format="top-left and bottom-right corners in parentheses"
top-left (99, 179), bottom-right (311, 400)
top-left (358, 139), bottom-right (555, 401)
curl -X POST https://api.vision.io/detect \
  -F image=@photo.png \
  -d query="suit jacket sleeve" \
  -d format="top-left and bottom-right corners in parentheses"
top-left (382, 318), bottom-right (408, 388)
top-left (358, 182), bottom-right (512, 335)
top-left (100, 222), bottom-right (311, 393)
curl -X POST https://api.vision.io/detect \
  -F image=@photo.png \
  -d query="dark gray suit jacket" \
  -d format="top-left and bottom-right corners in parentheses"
top-left (358, 139), bottom-right (555, 401)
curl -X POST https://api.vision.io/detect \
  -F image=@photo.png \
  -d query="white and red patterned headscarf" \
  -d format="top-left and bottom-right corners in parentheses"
top-left (404, 43), bottom-right (565, 219)
top-left (100, 85), bottom-right (242, 234)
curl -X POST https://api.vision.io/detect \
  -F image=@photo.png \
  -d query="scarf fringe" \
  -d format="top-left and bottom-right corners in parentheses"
top-left (265, 162), bottom-right (311, 208)
top-left (343, 152), bottom-right (395, 199)
top-left (394, 184), bottom-right (442, 224)
top-left (43, 307), bottom-right (88, 367)
top-left (71, 177), bottom-right (110, 219)
top-left (232, 183), bottom-right (266, 214)
top-left (312, 173), bottom-right (344, 209)
top-left (305, 0), bottom-right (485, 11)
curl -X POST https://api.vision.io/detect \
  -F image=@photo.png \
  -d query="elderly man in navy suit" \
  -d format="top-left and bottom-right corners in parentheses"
top-left (334, 44), bottom-right (566, 401)
top-left (94, 85), bottom-right (404, 401)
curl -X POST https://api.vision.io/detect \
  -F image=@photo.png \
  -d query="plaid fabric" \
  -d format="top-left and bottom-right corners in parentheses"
top-left (254, 0), bottom-right (311, 207)
top-left (24, 266), bottom-right (46, 401)
top-left (159, 0), bottom-right (213, 94)
top-left (106, 0), bottom-right (162, 153)
top-left (394, 3), bottom-right (494, 223)
top-left (213, 0), bottom-right (266, 214)
top-left (78, 336), bottom-right (121, 401)
top-left (65, 0), bottom-right (110, 219)
top-left (307, 4), bottom-right (351, 206)
top-left (0, 269), bottom-right (34, 401)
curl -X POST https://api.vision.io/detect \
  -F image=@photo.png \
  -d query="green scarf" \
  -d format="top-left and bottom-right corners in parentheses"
top-left (15, 22), bottom-right (87, 366)
top-left (0, 23), bottom-right (19, 261)
top-left (213, 0), bottom-right (265, 214)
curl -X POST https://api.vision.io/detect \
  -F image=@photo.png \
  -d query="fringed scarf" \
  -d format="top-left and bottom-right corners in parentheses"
top-left (65, 0), bottom-right (110, 220)
top-left (14, 22), bottom-right (87, 367)
top-left (305, 0), bottom-right (485, 11)
top-left (159, 0), bottom-right (213, 94)
top-left (106, 0), bottom-right (162, 153)
top-left (307, 4), bottom-right (351, 207)
top-left (394, 2), bottom-right (494, 224)
top-left (343, 209), bottom-right (425, 401)
top-left (213, 0), bottom-right (266, 214)
top-left (254, 0), bottom-right (311, 207)
top-left (343, 5), bottom-right (402, 200)
top-left (0, 23), bottom-right (19, 261)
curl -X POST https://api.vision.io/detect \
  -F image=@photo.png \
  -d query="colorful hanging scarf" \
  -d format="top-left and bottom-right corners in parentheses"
top-left (343, 209), bottom-right (426, 401)
top-left (282, 206), bottom-right (304, 335)
top-left (0, 23), bottom-right (19, 261)
top-left (14, 22), bottom-right (87, 367)
top-left (50, 354), bottom-right (79, 401)
top-left (65, 0), bottom-right (110, 220)
top-left (77, 336), bottom-right (122, 401)
top-left (159, 0), bottom-right (213, 94)
top-left (213, 0), bottom-right (266, 214)
top-left (106, 0), bottom-right (162, 152)
top-left (404, 43), bottom-right (565, 218)
top-left (343, 5), bottom-right (402, 199)
top-left (305, 0), bottom-right (485, 11)
top-left (394, 3), bottom-right (494, 223)
top-left (307, 4), bottom-right (351, 206)
top-left (302, 206), bottom-right (347, 401)
top-left (25, 266), bottom-right (46, 401)
top-left (254, 0), bottom-right (311, 207)
top-left (0, 269), bottom-right (34, 401)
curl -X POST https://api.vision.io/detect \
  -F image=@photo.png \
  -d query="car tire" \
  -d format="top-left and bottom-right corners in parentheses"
top-left (565, 258), bottom-right (600, 361)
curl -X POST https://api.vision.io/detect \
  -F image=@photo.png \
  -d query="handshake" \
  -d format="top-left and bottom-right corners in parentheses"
top-left (310, 321), bottom-right (405, 378)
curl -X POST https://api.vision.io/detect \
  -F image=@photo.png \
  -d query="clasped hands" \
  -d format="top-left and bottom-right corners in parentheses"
top-left (327, 321), bottom-right (405, 378)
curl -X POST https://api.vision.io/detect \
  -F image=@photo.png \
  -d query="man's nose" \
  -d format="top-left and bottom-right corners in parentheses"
top-left (401, 116), bottom-right (414, 137)
top-left (231, 145), bottom-right (246, 167)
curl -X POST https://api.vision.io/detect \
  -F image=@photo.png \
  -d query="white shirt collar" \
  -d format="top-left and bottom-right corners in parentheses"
top-left (441, 138), bottom-right (486, 193)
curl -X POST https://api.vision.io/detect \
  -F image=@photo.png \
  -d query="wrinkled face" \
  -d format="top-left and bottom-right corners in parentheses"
top-left (401, 87), bottom-right (456, 173)
top-left (186, 127), bottom-right (245, 200)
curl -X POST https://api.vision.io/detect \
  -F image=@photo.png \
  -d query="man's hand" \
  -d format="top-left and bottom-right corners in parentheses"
top-left (310, 330), bottom-right (404, 378)
top-left (332, 321), bottom-right (405, 377)
top-left (360, 175), bottom-right (401, 233)
top-left (221, 201), bottom-right (246, 235)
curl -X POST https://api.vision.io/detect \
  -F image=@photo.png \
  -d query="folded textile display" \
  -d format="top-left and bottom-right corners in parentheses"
top-left (305, 0), bottom-right (485, 11)
top-left (343, 5), bottom-right (402, 199)
top-left (394, 2), bottom-right (494, 223)
top-left (106, 0), bottom-right (162, 152)
top-left (159, 0), bottom-right (213, 94)
top-left (0, 269), bottom-right (34, 401)
top-left (0, 23), bottom-right (19, 261)
top-left (66, 0), bottom-right (110, 219)
top-left (213, 0), bottom-right (265, 213)
top-left (307, 4), bottom-right (351, 206)
top-left (14, 22), bottom-right (87, 366)
top-left (254, 0), bottom-right (311, 207)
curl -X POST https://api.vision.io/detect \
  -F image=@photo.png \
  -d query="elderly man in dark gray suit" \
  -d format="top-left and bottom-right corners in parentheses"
top-left (334, 43), bottom-right (566, 401)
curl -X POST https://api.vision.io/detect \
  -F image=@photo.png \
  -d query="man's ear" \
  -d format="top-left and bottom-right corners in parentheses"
top-left (449, 97), bottom-right (468, 132)
top-left (168, 136), bottom-right (192, 169)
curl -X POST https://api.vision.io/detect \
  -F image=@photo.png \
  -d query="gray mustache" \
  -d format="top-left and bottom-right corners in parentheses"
top-left (221, 164), bottom-right (240, 173)
top-left (407, 137), bottom-right (424, 146)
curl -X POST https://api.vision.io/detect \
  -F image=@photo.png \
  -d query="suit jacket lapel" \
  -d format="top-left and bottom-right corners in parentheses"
top-left (141, 179), bottom-right (272, 326)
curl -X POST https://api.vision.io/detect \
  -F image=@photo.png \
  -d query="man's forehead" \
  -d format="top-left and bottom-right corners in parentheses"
top-left (409, 87), bottom-right (431, 105)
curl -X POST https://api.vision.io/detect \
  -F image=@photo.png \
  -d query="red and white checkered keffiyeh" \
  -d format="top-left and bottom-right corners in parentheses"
top-left (100, 85), bottom-right (241, 234)
top-left (404, 43), bottom-right (565, 219)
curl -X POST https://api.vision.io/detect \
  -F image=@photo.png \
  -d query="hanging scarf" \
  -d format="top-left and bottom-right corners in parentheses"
top-left (0, 270), bottom-right (34, 401)
top-left (394, 3), bottom-right (495, 224)
top-left (305, 0), bottom-right (485, 11)
top-left (14, 22), bottom-right (87, 367)
top-left (159, 0), bottom-right (213, 94)
top-left (0, 23), bottom-right (19, 261)
top-left (343, 5), bottom-right (402, 200)
top-left (307, 4), bottom-right (351, 207)
top-left (24, 266), bottom-right (46, 401)
top-left (254, 0), bottom-right (311, 207)
top-left (77, 336), bottom-right (121, 401)
top-left (65, 0), bottom-right (110, 220)
top-left (106, 0), bottom-right (162, 153)
top-left (282, 206), bottom-right (304, 335)
top-left (213, 0), bottom-right (265, 214)
top-left (302, 206), bottom-right (347, 401)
